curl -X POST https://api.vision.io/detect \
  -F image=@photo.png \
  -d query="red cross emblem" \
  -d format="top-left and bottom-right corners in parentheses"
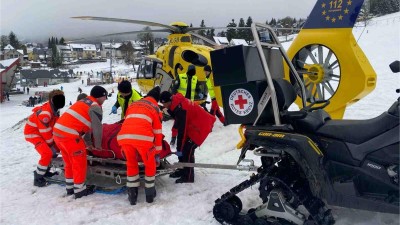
top-left (234, 95), bottom-right (248, 109)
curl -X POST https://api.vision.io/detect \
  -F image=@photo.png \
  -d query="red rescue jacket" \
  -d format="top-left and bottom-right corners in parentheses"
top-left (169, 93), bottom-right (216, 150)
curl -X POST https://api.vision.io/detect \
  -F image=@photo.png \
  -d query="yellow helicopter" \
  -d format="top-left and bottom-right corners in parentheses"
top-left (73, 0), bottom-right (375, 119)
top-left (71, 17), bottom-right (218, 105)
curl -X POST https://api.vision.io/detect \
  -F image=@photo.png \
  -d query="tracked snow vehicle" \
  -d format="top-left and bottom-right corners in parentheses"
top-left (210, 21), bottom-right (399, 225)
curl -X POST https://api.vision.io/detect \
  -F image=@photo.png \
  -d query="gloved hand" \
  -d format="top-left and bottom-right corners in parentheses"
top-left (111, 106), bottom-right (117, 114)
top-left (170, 137), bottom-right (176, 146)
top-left (175, 151), bottom-right (183, 157)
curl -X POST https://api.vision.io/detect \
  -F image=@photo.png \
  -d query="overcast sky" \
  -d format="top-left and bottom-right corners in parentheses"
top-left (1, 0), bottom-right (315, 42)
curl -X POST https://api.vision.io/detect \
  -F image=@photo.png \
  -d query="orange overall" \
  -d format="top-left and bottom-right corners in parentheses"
top-left (117, 97), bottom-right (162, 191)
top-left (24, 102), bottom-right (59, 175)
top-left (53, 96), bottom-right (103, 194)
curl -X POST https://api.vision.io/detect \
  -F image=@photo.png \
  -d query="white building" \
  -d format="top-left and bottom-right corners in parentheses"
top-left (213, 37), bottom-right (230, 46)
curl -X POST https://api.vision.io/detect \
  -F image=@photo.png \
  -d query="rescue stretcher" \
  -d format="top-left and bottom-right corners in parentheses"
top-left (47, 150), bottom-right (177, 191)
top-left (46, 123), bottom-right (258, 191)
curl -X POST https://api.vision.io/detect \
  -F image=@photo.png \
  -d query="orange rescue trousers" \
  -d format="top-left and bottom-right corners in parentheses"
top-left (121, 144), bottom-right (157, 177)
top-left (27, 138), bottom-right (53, 167)
top-left (54, 136), bottom-right (87, 185)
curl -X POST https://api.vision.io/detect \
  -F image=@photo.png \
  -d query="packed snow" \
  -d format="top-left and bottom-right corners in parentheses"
top-left (0, 13), bottom-right (399, 225)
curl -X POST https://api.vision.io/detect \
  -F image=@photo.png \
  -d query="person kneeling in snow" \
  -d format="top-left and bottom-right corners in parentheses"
top-left (160, 91), bottom-right (216, 183)
top-left (117, 86), bottom-right (163, 205)
top-left (24, 89), bottom-right (65, 187)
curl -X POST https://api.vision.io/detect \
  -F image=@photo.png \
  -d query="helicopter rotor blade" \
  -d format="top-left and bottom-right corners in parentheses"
top-left (101, 29), bottom-right (171, 37)
top-left (189, 32), bottom-right (219, 47)
top-left (71, 16), bottom-right (180, 33)
top-left (188, 26), bottom-right (301, 32)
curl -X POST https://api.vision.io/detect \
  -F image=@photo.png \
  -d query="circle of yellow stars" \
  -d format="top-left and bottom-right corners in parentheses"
top-left (321, 0), bottom-right (352, 23)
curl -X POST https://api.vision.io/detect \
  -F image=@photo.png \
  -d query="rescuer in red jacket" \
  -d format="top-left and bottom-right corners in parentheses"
top-left (24, 89), bottom-right (65, 187)
top-left (160, 91), bottom-right (216, 183)
top-left (53, 86), bottom-right (107, 199)
top-left (117, 86), bottom-right (162, 205)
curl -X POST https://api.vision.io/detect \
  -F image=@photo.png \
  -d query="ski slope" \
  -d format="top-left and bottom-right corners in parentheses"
top-left (0, 13), bottom-right (399, 225)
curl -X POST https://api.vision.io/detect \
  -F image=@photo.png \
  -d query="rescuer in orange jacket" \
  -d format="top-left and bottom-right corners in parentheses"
top-left (160, 91), bottom-right (216, 183)
top-left (117, 86), bottom-right (162, 205)
top-left (53, 86), bottom-right (107, 199)
top-left (24, 89), bottom-right (65, 187)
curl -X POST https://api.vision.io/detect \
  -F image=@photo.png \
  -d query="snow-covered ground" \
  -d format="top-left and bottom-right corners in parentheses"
top-left (0, 13), bottom-right (399, 225)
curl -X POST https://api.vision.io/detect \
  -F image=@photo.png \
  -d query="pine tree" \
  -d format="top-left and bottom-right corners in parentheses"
top-left (48, 38), bottom-right (51, 48)
top-left (137, 26), bottom-right (154, 55)
top-left (237, 18), bottom-right (246, 40)
top-left (198, 20), bottom-right (206, 36)
top-left (8, 31), bottom-right (21, 49)
top-left (226, 19), bottom-right (237, 42)
top-left (245, 17), bottom-right (253, 43)
top-left (59, 37), bottom-right (66, 45)
top-left (1, 35), bottom-right (9, 50)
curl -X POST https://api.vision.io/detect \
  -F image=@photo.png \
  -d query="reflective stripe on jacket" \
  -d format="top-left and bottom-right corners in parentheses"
top-left (117, 97), bottom-right (163, 152)
top-left (117, 88), bottom-right (142, 118)
top-left (53, 96), bottom-right (103, 148)
top-left (177, 73), bottom-right (197, 101)
top-left (24, 101), bottom-right (58, 145)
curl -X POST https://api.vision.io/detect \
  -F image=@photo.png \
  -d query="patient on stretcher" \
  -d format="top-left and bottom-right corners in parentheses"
top-left (87, 123), bottom-right (171, 161)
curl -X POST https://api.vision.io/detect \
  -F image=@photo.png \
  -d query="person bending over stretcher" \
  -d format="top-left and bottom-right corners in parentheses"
top-left (86, 122), bottom-right (172, 162)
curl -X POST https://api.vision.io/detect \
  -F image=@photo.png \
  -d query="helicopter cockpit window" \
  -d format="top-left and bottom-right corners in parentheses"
top-left (144, 61), bottom-right (153, 78)
top-left (180, 36), bottom-right (191, 43)
top-left (137, 59), bottom-right (155, 79)
top-left (181, 50), bottom-right (208, 67)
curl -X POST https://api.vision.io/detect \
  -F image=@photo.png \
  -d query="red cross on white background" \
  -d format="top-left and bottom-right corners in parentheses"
top-left (234, 95), bottom-right (248, 109)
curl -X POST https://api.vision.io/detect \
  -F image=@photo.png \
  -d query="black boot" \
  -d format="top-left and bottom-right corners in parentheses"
top-left (145, 187), bottom-right (156, 203)
top-left (169, 169), bottom-right (182, 178)
top-left (33, 171), bottom-right (47, 187)
top-left (74, 185), bottom-right (96, 199)
top-left (66, 188), bottom-right (74, 196)
top-left (128, 187), bottom-right (138, 205)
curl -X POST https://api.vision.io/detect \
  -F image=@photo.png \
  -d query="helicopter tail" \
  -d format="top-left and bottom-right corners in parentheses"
top-left (286, 0), bottom-right (376, 119)
top-left (303, 0), bottom-right (363, 29)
